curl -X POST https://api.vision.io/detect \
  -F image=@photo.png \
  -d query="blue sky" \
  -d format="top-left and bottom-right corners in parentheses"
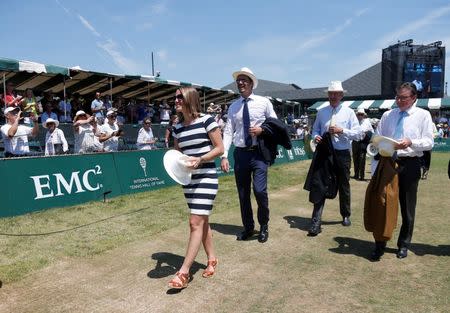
top-left (2, 0), bottom-right (450, 90)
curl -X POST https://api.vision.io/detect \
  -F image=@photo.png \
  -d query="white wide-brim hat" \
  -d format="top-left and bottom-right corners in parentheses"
top-left (324, 81), bottom-right (346, 93)
top-left (371, 135), bottom-right (399, 157)
top-left (232, 67), bottom-right (258, 89)
top-left (163, 149), bottom-right (193, 185)
top-left (356, 108), bottom-right (366, 115)
top-left (43, 117), bottom-right (59, 128)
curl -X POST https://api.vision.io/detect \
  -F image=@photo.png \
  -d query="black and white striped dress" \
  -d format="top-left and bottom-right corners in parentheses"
top-left (173, 114), bottom-right (219, 215)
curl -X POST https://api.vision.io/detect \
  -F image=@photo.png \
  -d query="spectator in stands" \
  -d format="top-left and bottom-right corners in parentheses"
top-left (436, 124), bottom-right (444, 138)
top-left (1, 107), bottom-right (39, 157)
top-left (73, 110), bottom-right (102, 154)
top-left (58, 94), bottom-right (72, 123)
top-left (20, 88), bottom-right (41, 120)
top-left (41, 104), bottom-right (58, 124)
top-left (70, 93), bottom-right (82, 116)
top-left (352, 108), bottom-right (373, 181)
top-left (40, 91), bottom-right (53, 110)
top-left (294, 120), bottom-right (305, 139)
top-left (99, 110), bottom-right (122, 152)
top-left (443, 122), bottom-right (449, 138)
top-left (136, 117), bottom-right (156, 150)
top-left (147, 103), bottom-right (156, 123)
top-left (126, 99), bottom-right (138, 124)
top-left (136, 101), bottom-right (148, 124)
top-left (160, 100), bottom-right (171, 124)
top-left (113, 98), bottom-right (126, 125)
top-left (43, 117), bottom-right (68, 155)
top-left (164, 114), bottom-right (179, 148)
top-left (103, 95), bottom-right (113, 113)
top-left (3, 82), bottom-right (22, 107)
top-left (91, 92), bottom-right (105, 120)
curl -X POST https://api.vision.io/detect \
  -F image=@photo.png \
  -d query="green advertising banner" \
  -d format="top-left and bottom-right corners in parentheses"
top-left (0, 154), bottom-right (120, 217)
top-left (433, 138), bottom-right (450, 152)
top-left (0, 140), bottom-right (311, 217)
top-left (113, 149), bottom-right (175, 193)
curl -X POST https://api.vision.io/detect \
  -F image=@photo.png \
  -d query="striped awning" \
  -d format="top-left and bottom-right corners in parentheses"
top-left (0, 57), bottom-right (297, 107)
top-left (308, 98), bottom-right (450, 112)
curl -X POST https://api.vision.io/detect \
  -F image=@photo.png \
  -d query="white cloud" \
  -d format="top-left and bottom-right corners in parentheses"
top-left (151, 2), bottom-right (166, 14)
top-left (55, 0), bottom-right (70, 14)
top-left (376, 4), bottom-right (450, 46)
top-left (124, 39), bottom-right (134, 51)
top-left (78, 14), bottom-right (101, 37)
top-left (97, 39), bottom-right (139, 73)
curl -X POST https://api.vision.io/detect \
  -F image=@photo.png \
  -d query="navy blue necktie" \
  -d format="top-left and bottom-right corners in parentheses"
top-left (242, 98), bottom-right (252, 147)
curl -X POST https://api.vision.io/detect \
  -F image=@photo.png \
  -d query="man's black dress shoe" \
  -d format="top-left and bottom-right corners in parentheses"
top-left (236, 229), bottom-right (255, 241)
top-left (258, 225), bottom-right (269, 243)
top-left (396, 247), bottom-right (408, 259)
top-left (342, 216), bottom-right (351, 226)
top-left (307, 223), bottom-right (322, 236)
top-left (370, 242), bottom-right (386, 261)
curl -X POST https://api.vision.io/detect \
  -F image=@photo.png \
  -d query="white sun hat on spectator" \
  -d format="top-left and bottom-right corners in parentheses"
top-left (43, 117), bottom-right (59, 128)
top-left (106, 110), bottom-right (116, 117)
top-left (4, 106), bottom-right (20, 114)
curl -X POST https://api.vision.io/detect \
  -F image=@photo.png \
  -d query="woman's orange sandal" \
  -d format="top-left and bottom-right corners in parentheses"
top-left (202, 259), bottom-right (218, 278)
top-left (168, 272), bottom-right (190, 289)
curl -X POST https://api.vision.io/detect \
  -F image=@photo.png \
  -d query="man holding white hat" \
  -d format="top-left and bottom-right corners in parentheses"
top-left (99, 110), bottom-right (122, 152)
top-left (306, 81), bottom-right (361, 236)
top-left (367, 82), bottom-right (433, 260)
top-left (1, 107), bottom-right (39, 157)
top-left (221, 67), bottom-right (277, 243)
top-left (352, 108), bottom-right (374, 181)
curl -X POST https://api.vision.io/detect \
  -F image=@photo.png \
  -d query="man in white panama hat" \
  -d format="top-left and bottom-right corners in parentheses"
top-left (221, 67), bottom-right (277, 243)
top-left (305, 81), bottom-right (361, 236)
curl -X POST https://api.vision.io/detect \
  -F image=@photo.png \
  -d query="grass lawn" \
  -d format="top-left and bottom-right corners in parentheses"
top-left (0, 152), bottom-right (449, 313)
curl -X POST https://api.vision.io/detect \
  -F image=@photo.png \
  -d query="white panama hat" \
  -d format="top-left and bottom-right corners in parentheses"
top-left (325, 81), bottom-right (346, 93)
top-left (356, 108), bottom-right (367, 115)
top-left (232, 67), bottom-right (258, 89)
top-left (163, 149), bottom-right (193, 185)
top-left (4, 106), bottom-right (20, 114)
top-left (43, 117), bottom-right (59, 128)
top-left (370, 135), bottom-right (399, 157)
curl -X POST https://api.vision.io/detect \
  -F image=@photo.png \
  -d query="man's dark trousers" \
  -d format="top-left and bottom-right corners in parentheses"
top-left (311, 149), bottom-right (351, 220)
top-left (233, 147), bottom-right (269, 231)
top-left (396, 157), bottom-right (421, 249)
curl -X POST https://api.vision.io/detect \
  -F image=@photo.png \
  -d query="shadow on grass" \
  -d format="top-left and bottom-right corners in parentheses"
top-left (284, 216), bottom-right (341, 232)
top-left (147, 252), bottom-right (206, 295)
top-left (210, 223), bottom-right (242, 236)
top-left (328, 237), bottom-right (389, 261)
top-left (147, 252), bottom-right (205, 279)
top-left (409, 243), bottom-right (450, 257)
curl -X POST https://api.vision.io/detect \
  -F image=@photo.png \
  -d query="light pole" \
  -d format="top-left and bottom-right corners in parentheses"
top-left (151, 51), bottom-right (155, 76)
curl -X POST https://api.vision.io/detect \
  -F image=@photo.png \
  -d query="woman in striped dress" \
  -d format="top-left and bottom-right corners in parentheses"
top-left (168, 87), bottom-right (224, 289)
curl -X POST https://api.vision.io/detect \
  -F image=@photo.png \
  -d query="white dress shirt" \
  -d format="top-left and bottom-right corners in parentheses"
top-left (45, 128), bottom-right (69, 155)
top-left (312, 103), bottom-right (361, 150)
top-left (377, 104), bottom-right (434, 157)
top-left (0, 124), bottom-right (33, 155)
top-left (99, 122), bottom-right (119, 152)
top-left (136, 127), bottom-right (155, 150)
top-left (222, 94), bottom-right (277, 158)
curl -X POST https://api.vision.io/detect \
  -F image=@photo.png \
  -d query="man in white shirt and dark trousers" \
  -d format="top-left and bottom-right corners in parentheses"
top-left (352, 108), bottom-right (374, 181)
top-left (372, 82), bottom-right (433, 260)
top-left (221, 67), bottom-right (277, 243)
top-left (306, 81), bottom-right (361, 236)
top-left (1, 107), bottom-right (39, 157)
